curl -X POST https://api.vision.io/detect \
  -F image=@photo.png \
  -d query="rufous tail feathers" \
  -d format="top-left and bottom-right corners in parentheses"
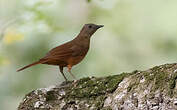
top-left (17, 60), bottom-right (46, 72)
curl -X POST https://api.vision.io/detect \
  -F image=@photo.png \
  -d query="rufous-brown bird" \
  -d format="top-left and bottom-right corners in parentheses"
top-left (17, 23), bottom-right (104, 81)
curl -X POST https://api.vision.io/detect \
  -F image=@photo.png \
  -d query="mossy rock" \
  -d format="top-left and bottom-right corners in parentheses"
top-left (18, 63), bottom-right (177, 110)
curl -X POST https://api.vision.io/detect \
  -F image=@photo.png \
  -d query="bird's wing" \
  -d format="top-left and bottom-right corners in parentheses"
top-left (42, 42), bottom-right (87, 60)
top-left (42, 42), bottom-right (74, 60)
top-left (41, 39), bottom-right (89, 62)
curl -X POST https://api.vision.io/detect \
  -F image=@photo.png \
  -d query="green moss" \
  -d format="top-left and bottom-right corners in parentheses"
top-left (154, 72), bottom-right (168, 91)
top-left (143, 72), bottom-right (154, 83)
top-left (127, 73), bottom-right (141, 92)
top-left (169, 72), bottom-right (177, 89)
top-left (68, 73), bottom-right (128, 99)
top-left (95, 96), bottom-right (106, 109)
top-left (168, 72), bottom-right (177, 97)
top-left (126, 64), bottom-right (177, 97)
top-left (142, 66), bottom-right (168, 92)
top-left (46, 91), bottom-right (57, 101)
top-left (127, 81), bottom-right (138, 92)
top-left (18, 63), bottom-right (177, 110)
top-left (141, 64), bottom-right (177, 96)
top-left (62, 72), bottom-right (131, 109)
top-left (64, 63), bottom-right (176, 108)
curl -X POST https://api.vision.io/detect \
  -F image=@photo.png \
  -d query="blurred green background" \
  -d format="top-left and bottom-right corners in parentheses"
top-left (0, 0), bottom-right (177, 109)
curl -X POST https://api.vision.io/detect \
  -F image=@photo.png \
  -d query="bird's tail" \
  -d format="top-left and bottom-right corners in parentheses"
top-left (17, 61), bottom-right (42, 72)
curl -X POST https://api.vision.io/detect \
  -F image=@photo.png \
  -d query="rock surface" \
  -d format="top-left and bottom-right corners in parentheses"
top-left (18, 63), bottom-right (177, 110)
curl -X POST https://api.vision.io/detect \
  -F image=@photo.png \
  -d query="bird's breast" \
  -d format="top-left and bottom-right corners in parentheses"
top-left (67, 45), bottom-right (89, 66)
top-left (67, 55), bottom-right (86, 66)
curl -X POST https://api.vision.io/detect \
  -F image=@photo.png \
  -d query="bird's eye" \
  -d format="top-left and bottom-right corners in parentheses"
top-left (88, 25), bottom-right (92, 28)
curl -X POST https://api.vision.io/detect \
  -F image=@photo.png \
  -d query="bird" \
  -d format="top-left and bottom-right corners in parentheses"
top-left (17, 23), bottom-right (104, 81)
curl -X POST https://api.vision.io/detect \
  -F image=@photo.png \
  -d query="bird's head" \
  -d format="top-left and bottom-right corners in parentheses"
top-left (80, 23), bottom-right (104, 38)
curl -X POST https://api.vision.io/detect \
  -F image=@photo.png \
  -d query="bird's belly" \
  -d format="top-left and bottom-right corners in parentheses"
top-left (67, 56), bottom-right (85, 66)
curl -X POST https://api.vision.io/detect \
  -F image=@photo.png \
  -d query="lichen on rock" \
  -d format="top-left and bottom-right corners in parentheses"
top-left (18, 63), bottom-right (177, 110)
top-left (104, 63), bottom-right (177, 110)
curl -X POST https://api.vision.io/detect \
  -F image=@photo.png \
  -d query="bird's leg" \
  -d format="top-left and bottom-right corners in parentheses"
top-left (67, 65), bottom-right (76, 79)
top-left (59, 66), bottom-right (68, 81)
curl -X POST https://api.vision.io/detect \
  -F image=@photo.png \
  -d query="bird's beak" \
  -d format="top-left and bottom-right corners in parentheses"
top-left (96, 25), bottom-right (104, 29)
